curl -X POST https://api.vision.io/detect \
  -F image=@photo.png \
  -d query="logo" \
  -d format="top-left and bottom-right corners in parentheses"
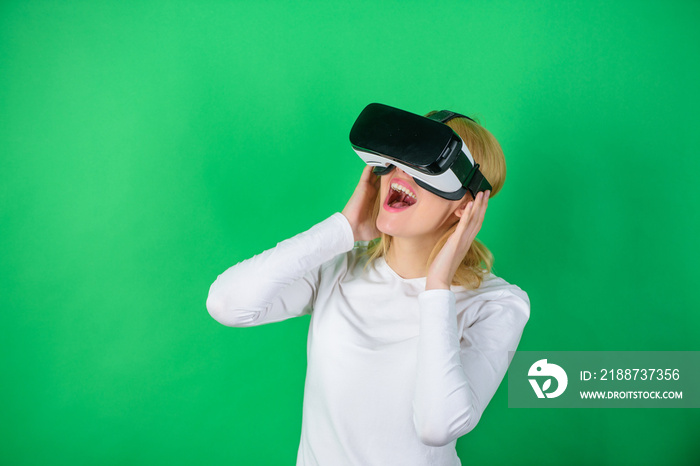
top-left (528, 359), bottom-right (568, 398)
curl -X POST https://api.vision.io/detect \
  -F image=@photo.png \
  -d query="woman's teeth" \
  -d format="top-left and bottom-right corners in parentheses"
top-left (390, 183), bottom-right (416, 200)
top-left (387, 181), bottom-right (417, 209)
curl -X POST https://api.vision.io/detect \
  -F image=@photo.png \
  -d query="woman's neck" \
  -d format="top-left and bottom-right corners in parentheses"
top-left (385, 236), bottom-right (436, 279)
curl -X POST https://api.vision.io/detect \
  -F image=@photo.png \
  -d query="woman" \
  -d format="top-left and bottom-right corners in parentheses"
top-left (206, 110), bottom-right (530, 466)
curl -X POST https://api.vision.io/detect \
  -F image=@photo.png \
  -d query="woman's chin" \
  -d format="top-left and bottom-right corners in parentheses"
top-left (376, 210), bottom-right (448, 241)
top-left (375, 215), bottom-right (392, 236)
top-left (376, 214), bottom-right (411, 238)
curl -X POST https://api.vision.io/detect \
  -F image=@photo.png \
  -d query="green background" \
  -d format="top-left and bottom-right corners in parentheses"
top-left (2, 1), bottom-right (698, 464)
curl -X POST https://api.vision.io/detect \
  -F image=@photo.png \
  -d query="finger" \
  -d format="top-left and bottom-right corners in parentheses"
top-left (482, 190), bottom-right (490, 214)
top-left (463, 192), bottom-right (485, 238)
top-left (458, 193), bottom-right (482, 232)
top-left (369, 167), bottom-right (380, 186)
top-left (455, 200), bottom-right (474, 234)
top-left (359, 166), bottom-right (380, 192)
top-left (465, 191), bottom-right (489, 237)
top-left (476, 190), bottom-right (489, 223)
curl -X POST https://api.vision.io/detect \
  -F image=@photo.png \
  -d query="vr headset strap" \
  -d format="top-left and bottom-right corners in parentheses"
top-left (427, 110), bottom-right (492, 196)
top-left (466, 164), bottom-right (490, 198)
top-left (428, 110), bottom-right (476, 124)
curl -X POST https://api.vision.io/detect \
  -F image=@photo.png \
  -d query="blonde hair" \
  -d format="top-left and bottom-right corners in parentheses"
top-left (362, 112), bottom-right (507, 289)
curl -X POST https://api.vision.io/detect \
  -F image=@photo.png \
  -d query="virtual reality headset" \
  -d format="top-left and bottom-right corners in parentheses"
top-left (349, 103), bottom-right (492, 200)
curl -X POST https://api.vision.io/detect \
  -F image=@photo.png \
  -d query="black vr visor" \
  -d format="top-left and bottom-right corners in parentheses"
top-left (349, 103), bottom-right (491, 200)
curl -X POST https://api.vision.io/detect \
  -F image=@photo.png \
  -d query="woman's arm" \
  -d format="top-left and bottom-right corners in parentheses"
top-left (207, 166), bottom-right (377, 327)
top-left (206, 212), bottom-right (355, 327)
top-left (413, 288), bottom-right (530, 446)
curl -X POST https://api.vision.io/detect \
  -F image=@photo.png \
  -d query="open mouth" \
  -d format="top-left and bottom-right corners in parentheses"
top-left (386, 180), bottom-right (418, 210)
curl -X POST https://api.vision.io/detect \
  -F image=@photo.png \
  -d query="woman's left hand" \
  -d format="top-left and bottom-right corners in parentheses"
top-left (425, 190), bottom-right (490, 290)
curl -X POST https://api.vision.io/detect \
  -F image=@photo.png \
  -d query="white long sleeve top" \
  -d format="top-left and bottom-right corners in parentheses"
top-left (206, 213), bottom-right (530, 466)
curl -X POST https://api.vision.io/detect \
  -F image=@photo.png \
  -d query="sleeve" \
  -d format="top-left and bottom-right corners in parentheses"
top-left (412, 288), bottom-right (530, 446)
top-left (206, 212), bottom-right (355, 327)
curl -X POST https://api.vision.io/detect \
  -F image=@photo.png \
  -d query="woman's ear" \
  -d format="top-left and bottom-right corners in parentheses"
top-left (454, 194), bottom-right (474, 218)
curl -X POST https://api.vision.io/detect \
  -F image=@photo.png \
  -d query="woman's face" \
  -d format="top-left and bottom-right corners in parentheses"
top-left (375, 167), bottom-right (472, 243)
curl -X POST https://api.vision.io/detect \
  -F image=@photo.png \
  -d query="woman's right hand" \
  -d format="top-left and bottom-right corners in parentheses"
top-left (341, 166), bottom-right (381, 242)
